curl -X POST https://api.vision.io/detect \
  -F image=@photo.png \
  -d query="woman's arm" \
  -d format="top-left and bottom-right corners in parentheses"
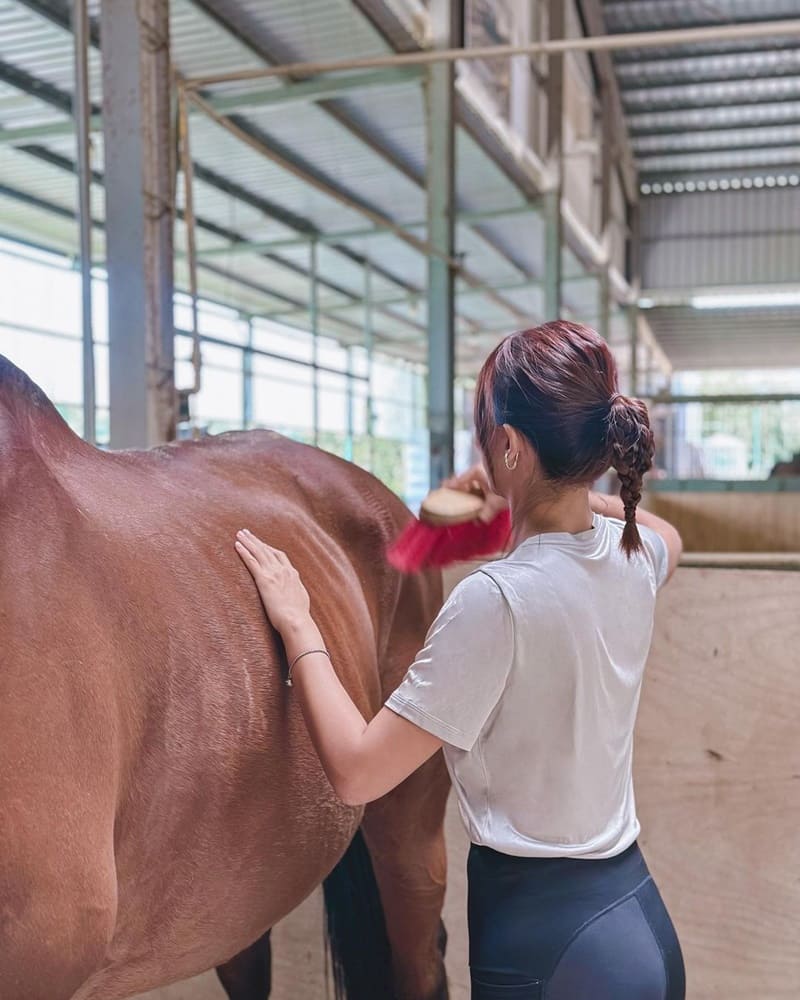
top-left (589, 492), bottom-right (683, 582)
top-left (235, 530), bottom-right (443, 806)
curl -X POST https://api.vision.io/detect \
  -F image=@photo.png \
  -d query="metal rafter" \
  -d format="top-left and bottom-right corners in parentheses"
top-left (185, 0), bottom-right (538, 295)
top-left (185, 88), bottom-right (532, 325)
top-left (7, 0), bottom-right (460, 333)
top-left (0, 49), bottom-right (450, 345)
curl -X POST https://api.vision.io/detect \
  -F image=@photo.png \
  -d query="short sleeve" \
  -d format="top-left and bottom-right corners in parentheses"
top-left (384, 570), bottom-right (514, 751)
top-left (639, 524), bottom-right (670, 590)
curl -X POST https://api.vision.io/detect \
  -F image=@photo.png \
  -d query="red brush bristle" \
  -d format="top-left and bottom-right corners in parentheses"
top-left (387, 508), bottom-right (512, 573)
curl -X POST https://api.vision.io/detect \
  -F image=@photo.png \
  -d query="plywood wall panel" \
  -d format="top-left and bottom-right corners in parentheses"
top-left (643, 491), bottom-right (800, 553)
top-left (138, 567), bottom-right (799, 1000)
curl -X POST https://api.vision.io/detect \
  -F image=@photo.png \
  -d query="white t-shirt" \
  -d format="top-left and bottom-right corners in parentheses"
top-left (385, 513), bottom-right (670, 860)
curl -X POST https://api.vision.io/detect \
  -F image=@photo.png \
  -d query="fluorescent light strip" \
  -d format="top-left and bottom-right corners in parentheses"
top-left (691, 291), bottom-right (800, 309)
top-left (641, 173), bottom-right (800, 195)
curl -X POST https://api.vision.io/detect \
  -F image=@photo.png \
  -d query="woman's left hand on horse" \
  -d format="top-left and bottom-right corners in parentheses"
top-left (235, 529), bottom-right (311, 635)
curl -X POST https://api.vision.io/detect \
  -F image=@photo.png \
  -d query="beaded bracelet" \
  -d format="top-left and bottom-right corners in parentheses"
top-left (286, 648), bottom-right (330, 687)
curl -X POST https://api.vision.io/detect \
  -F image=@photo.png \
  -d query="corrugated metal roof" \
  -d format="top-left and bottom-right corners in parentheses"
top-left (2, 0), bottom-right (798, 375)
top-left (0, 0), bottom-right (563, 369)
top-left (603, 0), bottom-right (800, 182)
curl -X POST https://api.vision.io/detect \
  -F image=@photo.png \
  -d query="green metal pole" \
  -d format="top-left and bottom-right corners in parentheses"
top-left (310, 238), bottom-right (319, 447)
top-left (543, 0), bottom-right (565, 320)
top-left (425, 0), bottom-right (461, 487)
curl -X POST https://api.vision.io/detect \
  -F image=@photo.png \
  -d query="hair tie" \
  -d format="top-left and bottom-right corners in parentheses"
top-left (609, 392), bottom-right (623, 407)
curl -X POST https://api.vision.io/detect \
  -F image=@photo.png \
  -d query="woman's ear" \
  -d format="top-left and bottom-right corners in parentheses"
top-left (502, 424), bottom-right (523, 461)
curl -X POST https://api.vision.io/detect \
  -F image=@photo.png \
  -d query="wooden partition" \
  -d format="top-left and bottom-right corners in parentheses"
top-left (642, 482), bottom-right (800, 552)
top-left (138, 562), bottom-right (800, 1000)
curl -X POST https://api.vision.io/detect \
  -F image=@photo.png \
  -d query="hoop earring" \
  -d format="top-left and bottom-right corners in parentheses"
top-left (504, 450), bottom-right (518, 471)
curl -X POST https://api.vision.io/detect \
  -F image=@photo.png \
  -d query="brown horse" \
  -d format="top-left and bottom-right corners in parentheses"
top-left (0, 355), bottom-right (450, 1000)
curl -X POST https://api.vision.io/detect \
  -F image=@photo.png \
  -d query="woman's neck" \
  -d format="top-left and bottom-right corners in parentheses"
top-left (510, 486), bottom-right (593, 547)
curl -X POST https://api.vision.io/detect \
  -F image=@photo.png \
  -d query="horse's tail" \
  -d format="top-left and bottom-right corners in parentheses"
top-left (322, 826), bottom-right (395, 1000)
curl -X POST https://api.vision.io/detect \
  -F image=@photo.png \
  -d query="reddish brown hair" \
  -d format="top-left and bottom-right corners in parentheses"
top-left (475, 321), bottom-right (654, 557)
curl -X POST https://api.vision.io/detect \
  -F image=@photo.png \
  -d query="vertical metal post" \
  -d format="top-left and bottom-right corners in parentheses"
top-left (509, 0), bottom-right (534, 146)
top-left (72, 0), bottom-right (96, 444)
top-left (628, 305), bottom-right (639, 396)
top-left (310, 238), bottom-right (320, 447)
top-left (345, 346), bottom-right (354, 462)
top-left (425, 0), bottom-right (462, 487)
top-left (178, 87), bottom-right (201, 397)
top-left (364, 261), bottom-right (375, 471)
top-left (101, 0), bottom-right (175, 448)
top-left (598, 86), bottom-right (613, 342)
top-left (626, 198), bottom-right (642, 396)
top-left (242, 316), bottom-right (253, 428)
top-left (543, 0), bottom-right (564, 320)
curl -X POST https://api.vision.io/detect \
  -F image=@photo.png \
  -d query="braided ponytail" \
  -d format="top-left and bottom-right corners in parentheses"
top-left (606, 394), bottom-right (655, 557)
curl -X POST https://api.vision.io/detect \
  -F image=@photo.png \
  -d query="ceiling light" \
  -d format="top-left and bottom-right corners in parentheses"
top-left (691, 291), bottom-right (800, 310)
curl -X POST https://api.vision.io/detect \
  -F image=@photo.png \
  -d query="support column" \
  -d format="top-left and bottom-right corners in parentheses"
top-left (101, 0), bottom-right (174, 448)
top-left (242, 317), bottom-right (253, 428)
top-left (626, 200), bottom-right (642, 396)
top-left (345, 346), bottom-right (354, 462)
top-left (425, 0), bottom-right (462, 487)
top-left (543, 0), bottom-right (564, 321)
top-left (598, 86), bottom-right (613, 342)
top-left (363, 262), bottom-right (375, 471)
top-left (73, 0), bottom-right (95, 444)
top-left (628, 305), bottom-right (639, 396)
top-left (509, 0), bottom-right (535, 147)
top-left (309, 238), bottom-right (320, 447)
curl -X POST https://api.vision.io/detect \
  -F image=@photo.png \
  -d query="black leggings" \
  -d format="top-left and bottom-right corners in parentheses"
top-left (467, 841), bottom-right (685, 1000)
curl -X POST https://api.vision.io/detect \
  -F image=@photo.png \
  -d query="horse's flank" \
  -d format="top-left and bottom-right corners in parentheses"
top-left (0, 356), bottom-right (448, 1000)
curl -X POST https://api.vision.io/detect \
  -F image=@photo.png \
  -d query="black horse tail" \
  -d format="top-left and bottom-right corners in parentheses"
top-left (322, 826), bottom-right (395, 1000)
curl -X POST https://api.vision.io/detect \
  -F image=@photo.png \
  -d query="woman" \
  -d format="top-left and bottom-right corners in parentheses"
top-left (235, 321), bottom-right (686, 999)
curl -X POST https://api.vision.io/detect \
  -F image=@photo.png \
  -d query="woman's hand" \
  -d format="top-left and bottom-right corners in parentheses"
top-left (442, 463), bottom-right (509, 524)
top-left (235, 529), bottom-right (311, 635)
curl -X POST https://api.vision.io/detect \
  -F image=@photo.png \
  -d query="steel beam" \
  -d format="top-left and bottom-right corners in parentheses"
top-left (186, 89), bottom-right (529, 325)
top-left (0, 70), bottom-right (422, 147)
top-left (182, 20), bottom-right (800, 90)
top-left (425, 0), bottom-right (461, 486)
top-left (186, 0), bottom-right (536, 287)
top-left (72, 0), bottom-right (95, 445)
top-left (101, 0), bottom-right (175, 448)
top-left (191, 201), bottom-right (541, 258)
top-left (543, 0), bottom-right (564, 321)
